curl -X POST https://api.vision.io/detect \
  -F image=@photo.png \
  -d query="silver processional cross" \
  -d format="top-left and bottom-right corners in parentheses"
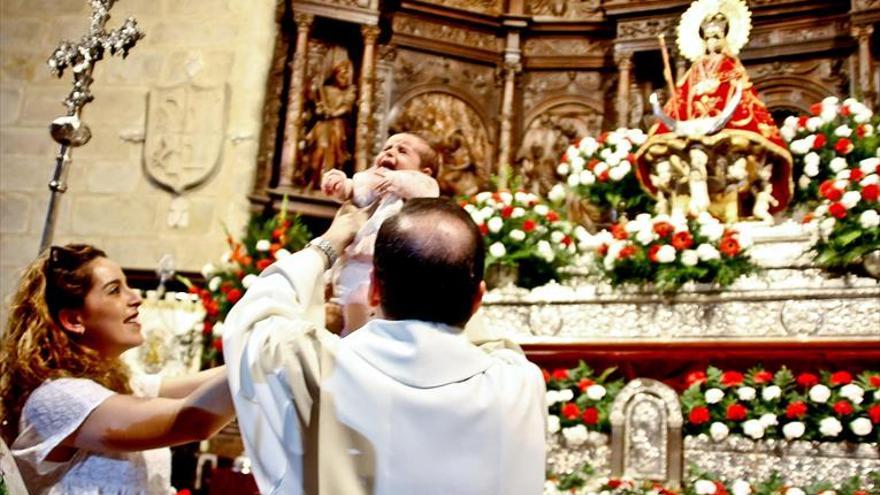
top-left (39, 0), bottom-right (144, 253)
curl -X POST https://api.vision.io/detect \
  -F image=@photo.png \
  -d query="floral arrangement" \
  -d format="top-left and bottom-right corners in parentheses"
top-left (461, 190), bottom-right (580, 288)
top-left (780, 96), bottom-right (879, 207)
top-left (579, 212), bottom-right (759, 293)
top-left (185, 204), bottom-right (310, 366)
top-left (681, 366), bottom-right (879, 443)
top-left (556, 128), bottom-right (655, 220)
top-left (544, 362), bottom-right (625, 442)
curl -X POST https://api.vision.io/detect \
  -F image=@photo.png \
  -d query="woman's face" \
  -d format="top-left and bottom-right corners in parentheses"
top-left (74, 257), bottom-right (144, 357)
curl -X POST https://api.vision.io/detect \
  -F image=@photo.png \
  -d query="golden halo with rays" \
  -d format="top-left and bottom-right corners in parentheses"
top-left (676, 0), bottom-right (752, 63)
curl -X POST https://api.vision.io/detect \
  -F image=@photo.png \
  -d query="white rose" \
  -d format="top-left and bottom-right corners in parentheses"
top-left (809, 384), bottom-right (831, 403)
top-left (830, 157), bottom-right (849, 173)
top-left (562, 425), bottom-right (588, 446)
top-left (586, 384), bottom-right (607, 401)
top-left (789, 138), bottom-right (810, 155)
top-left (762, 385), bottom-right (782, 401)
top-left (681, 249), bottom-right (699, 267)
top-left (783, 421), bottom-right (805, 439)
top-left (636, 228), bottom-right (656, 245)
top-left (842, 190), bottom-right (861, 209)
top-left (534, 204), bottom-right (550, 216)
top-left (701, 222), bottom-right (724, 242)
top-left (509, 229), bottom-right (526, 242)
top-left (609, 165), bottom-right (628, 181)
top-left (201, 263), bottom-right (217, 279)
top-left (836, 169), bottom-right (851, 180)
top-left (834, 124), bottom-right (853, 137)
top-left (256, 239), bottom-right (271, 252)
top-left (558, 389), bottom-right (574, 402)
top-left (498, 192), bottom-right (513, 204)
top-left (731, 480), bottom-right (751, 495)
top-left (781, 125), bottom-right (796, 142)
top-left (579, 170), bottom-right (596, 186)
top-left (839, 384), bottom-right (865, 404)
top-left (550, 231), bottom-right (565, 243)
top-left (479, 206), bottom-right (494, 219)
top-left (208, 276), bottom-right (221, 292)
top-left (547, 415), bottom-right (561, 434)
top-left (594, 162), bottom-right (609, 177)
top-left (850, 417), bottom-right (873, 436)
top-left (605, 153), bottom-right (621, 166)
top-left (544, 390), bottom-right (560, 406)
top-left (705, 388), bottom-right (724, 404)
top-left (697, 243), bottom-right (721, 261)
top-left (274, 248), bottom-right (291, 259)
top-left (579, 136), bottom-right (598, 155)
top-left (489, 242), bottom-right (507, 258)
top-left (737, 386), bottom-right (757, 401)
top-left (806, 117), bottom-right (823, 132)
top-left (570, 156), bottom-right (586, 173)
top-left (548, 184), bottom-right (566, 203)
top-left (709, 422), bottom-right (729, 441)
top-left (487, 216), bottom-right (504, 234)
top-left (241, 274), bottom-right (258, 289)
top-left (742, 419), bottom-right (765, 439)
top-left (803, 152), bottom-right (821, 177)
top-left (656, 245), bottom-right (676, 263)
top-left (557, 163), bottom-right (570, 176)
top-left (514, 191), bottom-right (530, 204)
top-left (537, 240), bottom-right (555, 262)
top-left (859, 157), bottom-right (880, 174)
top-left (859, 210), bottom-right (880, 229)
top-left (819, 416), bottom-right (843, 437)
top-left (786, 488), bottom-right (806, 495)
top-left (566, 173), bottom-right (580, 188)
top-left (759, 413), bottom-right (778, 428)
top-left (475, 191), bottom-right (492, 202)
top-left (798, 175), bottom-right (811, 190)
top-left (694, 480), bottom-right (717, 495)
top-left (512, 207), bottom-right (526, 218)
top-left (212, 321), bottom-right (225, 338)
top-left (861, 174), bottom-right (880, 186)
top-left (565, 145), bottom-right (579, 163)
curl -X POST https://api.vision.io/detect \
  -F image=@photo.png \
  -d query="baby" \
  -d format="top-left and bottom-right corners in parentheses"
top-left (321, 132), bottom-right (440, 333)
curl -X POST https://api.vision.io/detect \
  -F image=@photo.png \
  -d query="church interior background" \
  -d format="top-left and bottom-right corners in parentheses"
top-left (1, 0), bottom-right (879, 493)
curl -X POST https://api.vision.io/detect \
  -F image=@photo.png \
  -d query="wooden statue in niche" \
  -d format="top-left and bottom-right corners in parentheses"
top-left (298, 45), bottom-right (357, 190)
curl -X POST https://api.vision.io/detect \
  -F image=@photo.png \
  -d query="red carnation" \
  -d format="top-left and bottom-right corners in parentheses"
top-left (478, 223), bottom-right (488, 235)
top-left (841, 105), bottom-right (852, 117)
top-left (501, 206), bottom-right (514, 218)
top-left (857, 123), bottom-right (868, 137)
top-left (685, 371), bottom-right (707, 387)
top-left (212, 337), bottom-right (223, 352)
top-left (828, 202), bottom-right (847, 219)
top-left (256, 258), bottom-right (273, 271)
top-left (672, 231), bottom-right (694, 250)
top-left (810, 102), bottom-right (822, 116)
top-left (798, 116), bottom-right (809, 128)
top-left (648, 244), bottom-right (662, 263)
top-left (202, 320), bottom-right (213, 335)
top-left (813, 133), bottom-right (827, 149)
top-left (204, 300), bottom-right (219, 317)
top-left (721, 371), bottom-right (745, 387)
top-left (796, 373), bottom-right (820, 388)
top-left (862, 184), bottom-right (879, 202)
top-left (830, 371), bottom-right (853, 386)
top-left (868, 404), bottom-right (880, 424)
top-left (688, 406), bottom-right (711, 425)
top-left (551, 368), bottom-right (569, 381)
top-left (618, 245), bottom-right (637, 259)
top-left (598, 243), bottom-right (609, 256)
top-left (562, 235), bottom-right (573, 247)
top-left (226, 288), bottom-right (242, 304)
top-left (719, 237), bottom-right (741, 257)
top-left (587, 158), bottom-right (599, 171)
top-left (492, 192), bottom-right (502, 202)
top-left (546, 211), bottom-right (559, 222)
top-left (726, 403), bottom-right (748, 421)
top-left (597, 132), bottom-right (609, 144)
top-left (611, 223), bottom-right (628, 240)
top-left (833, 400), bottom-right (854, 416)
top-left (577, 378), bottom-right (595, 392)
top-left (869, 375), bottom-right (880, 388)
top-left (598, 170), bottom-right (610, 182)
top-left (849, 168), bottom-right (864, 182)
top-left (582, 407), bottom-right (599, 425)
top-left (786, 401), bottom-right (808, 419)
top-left (522, 219), bottom-right (537, 232)
top-left (834, 137), bottom-right (854, 155)
top-left (220, 281), bottom-right (233, 293)
top-left (752, 370), bottom-right (774, 384)
top-left (653, 221), bottom-right (674, 238)
top-left (561, 402), bottom-right (580, 420)
top-left (819, 179), bottom-right (841, 201)
top-left (560, 154), bottom-right (569, 164)
top-left (607, 479), bottom-right (623, 489)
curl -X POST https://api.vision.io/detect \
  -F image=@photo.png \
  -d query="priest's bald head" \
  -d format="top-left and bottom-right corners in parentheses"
top-left (369, 198), bottom-right (486, 329)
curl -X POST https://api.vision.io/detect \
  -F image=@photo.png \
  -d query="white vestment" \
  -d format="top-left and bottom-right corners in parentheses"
top-left (223, 249), bottom-right (546, 495)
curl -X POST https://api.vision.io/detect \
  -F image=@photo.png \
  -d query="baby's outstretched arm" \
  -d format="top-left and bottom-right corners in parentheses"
top-left (321, 169), bottom-right (353, 202)
top-left (374, 169), bottom-right (440, 199)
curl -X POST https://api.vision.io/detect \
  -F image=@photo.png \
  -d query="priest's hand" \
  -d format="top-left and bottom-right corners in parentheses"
top-left (322, 201), bottom-right (369, 255)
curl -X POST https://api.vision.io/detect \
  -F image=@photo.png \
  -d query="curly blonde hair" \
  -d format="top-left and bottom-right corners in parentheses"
top-left (0, 244), bottom-right (132, 444)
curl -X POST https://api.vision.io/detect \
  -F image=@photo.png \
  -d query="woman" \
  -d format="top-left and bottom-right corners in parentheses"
top-left (0, 244), bottom-right (235, 494)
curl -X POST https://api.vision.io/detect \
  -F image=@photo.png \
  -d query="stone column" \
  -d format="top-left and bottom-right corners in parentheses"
top-left (853, 24), bottom-right (876, 109)
top-left (355, 25), bottom-right (380, 172)
top-left (616, 51), bottom-right (633, 128)
top-left (278, 12), bottom-right (314, 188)
top-left (497, 61), bottom-right (519, 188)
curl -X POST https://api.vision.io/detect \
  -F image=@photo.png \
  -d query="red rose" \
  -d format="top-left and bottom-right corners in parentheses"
top-left (833, 399), bottom-right (854, 416)
top-left (830, 371), bottom-right (853, 385)
top-left (546, 211), bottom-right (559, 222)
top-left (204, 300), bottom-right (219, 318)
top-left (798, 116), bottom-right (809, 128)
top-left (501, 206), bottom-right (514, 218)
top-left (598, 170), bottom-right (610, 182)
top-left (862, 184), bottom-right (879, 202)
top-left (796, 373), bottom-right (819, 388)
top-left (719, 237), bottom-right (741, 257)
top-left (561, 402), bottom-right (580, 420)
top-left (478, 223), bottom-right (488, 235)
top-left (582, 407), bottom-right (599, 425)
top-left (523, 219), bottom-right (537, 233)
top-left (611, 223), bottom-right (628, 240)
top-left (834, 137), bottom-right (854, 155)
top-left (542, 369), bottom-right (550, 383)
top-left (828, 202), bottom-right (847, 219)
top-left (492, 192), bottom-right (502, 202)
top-left (786, 401), bottom-right (808, 419)
top-left (598, 243), bottom-right (609, 256)
top-left (868, 404), bottom-right (880, 424)
top-left (551, 368), bottom-right (569, 381)
top-left (721, 371), bottom-right (745, 387)
top-left (688, 406), bottom-right (711, 425)
top-left (813, 133), bottom-right (827, 149)
top-left (202, 320), bottom-right (213, 335)
top-left (618, 245), bottom-right (636, 259)
top-left (856, 123), bottom-right (868, 137)
top-left (685, 371), bottom-right (707, 387)
top-left (726, 403), bottom-right (748, 421)
top-left (607, 479), bottom-right (623, 489)
top-left (256, 258), bottom-right (273, 271)
top-left (648, 244), bottom-right (662, 263)
top-left (562, 235), bottom-right (572, 247)
top-left (212, 337), bottom-right (223, 352)
top-left (597, 132), bottom-right (609, 144)
top-left (219, 281), bottom-right (232, 293)
top-left (226, 288), bottom-right (242, 304)
top-left (819, 179), bottom-right (840, 201)
top-left (653, 222), bottom-right (674, 238)
top-left (849, 168), bottom-right (864, 182)
top-left (810, 102), bottom-right (822, 116)
top-left (577, 378), bottom-right (595, 392)
top-left (587, 158), bottom-right (599, 171)
top-left (752, 370), bottom-right (774, 384)
top-left (672, 231), bottom-right (694, 250)
top-left (825, 187), bottom-right (843, 202)
top-left (869, 375), bottom-right (880, 388)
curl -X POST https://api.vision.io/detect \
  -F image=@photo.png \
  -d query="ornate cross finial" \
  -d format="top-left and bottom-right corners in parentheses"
top-left (47, 0), bottom-right (144, 116)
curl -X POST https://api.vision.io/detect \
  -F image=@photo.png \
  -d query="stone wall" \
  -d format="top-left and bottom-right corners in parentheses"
top-left (0, 0), bottom-right (278, 324)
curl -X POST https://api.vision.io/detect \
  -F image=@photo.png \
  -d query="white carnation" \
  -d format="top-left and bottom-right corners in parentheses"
top-left (562, 425), bottom-right (589, 446)
top-left (570, 156), bottom-right (586, 173)
top-left (705, 388), bottom-right (724, 404)
top-left (512, 207), bottom-right (526, 218)
top-left (783, 421), bottom-right (805, 439)
top-left (701, 222), bottom-right (724, 242)
top-left (809, 384), bottom-right (831, 403)
top-left (586, 384), bottom-right (607, 401)
top-left (608, 165), bottom-right (628, 181)
top-left (806, 117), bottom-right (823, 132)
top-left (593, 162), bottom-right (609, 177)
top-left (697, 243), bottom-right (721, 261)
top-left (709, 422), bottom-right (729, 441)
top-left (579, 170), bottom-right (596, 186)
top-left (819, 416), bottom-right (842, 437)
top-left (762, 385), bottom-right (782, 401)
top-left (737, 386), bottom-right (757, 401)
top-left (859, 210), bottom-right (880, 229)
top-left (681, 249), bottom-right (699, 267)
top-left (861, 174), bottom-right (879, 186)
top-left (256, 239), bottom-right (271, 252)
top-left (694, 480), bottom-right (717, 495)
top-left (475, 191), bottom-right (492, 202)
top-left (534, 204), bottom-right (549, 216)
top-left (565, 145), bottom-right (579, 163)
top-left (842, 190), bottom-right (861, 209)
top-left (498, 192), bottom-right (512, 204)
top-left (487, 216), bottom-right (504, 234)
top-left (537, 240), bottom-right (555, 262)
top-left (819, 217), bottom-right (836, 238)
top-left (839, 384), bottom-right (865, 404)
top-left (547, 415), bottom-right (561, 434)
top-left (803, 152), bottom-right (821, 177)
top-left (656, 245), bottom-right (676, 263)
top-left (759, 413), bottom-right (778, 428)
top-left (548, 184), bottom-right (567, 203)
top-left (509, 229), bottom-right (526, 242)
top-left (850, 417), bottom-right (873, 436)
top-left (798, 175), bottom-right (811, 190)
top-left (834, 124), bottom-right (853, 137)
top-left (859, 157), bottom-right (880, 174)
top-left (829, 157), bottom-right (849, 173)
top-left (636, 228), bottom-right (656, 245)
top-left (578, 136), bottom-right (598, 156)
top-left (557, 163), bottom-right (570, 176)
top-left (208, 276), bottom-right (221, 292)
top-left (489, 242), bottom-right (507, 258)
top-left (789, 138), bottom-right (811, 155)
top-left (212, 321), bottom-right (225, 338)
top-left (742, 419), bottom-right (765, 439)
top-left (781, 125), bottom-right (796, 142)
top-left (558, 389), bottom-right (574, 402)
